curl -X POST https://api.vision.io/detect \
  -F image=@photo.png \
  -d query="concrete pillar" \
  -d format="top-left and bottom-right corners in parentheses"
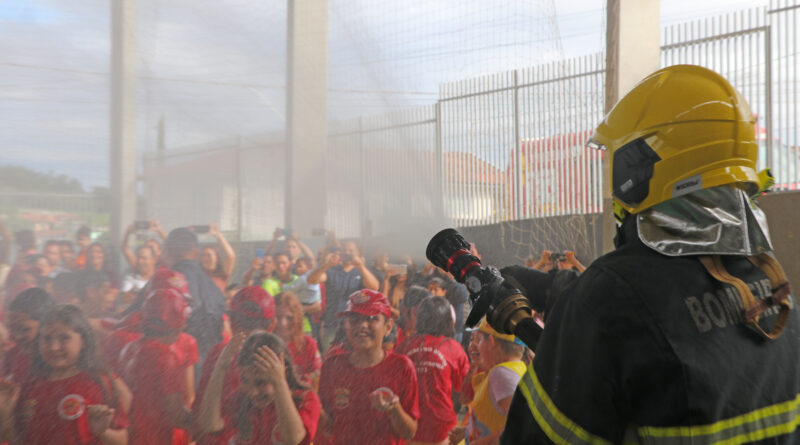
top-left (285, 0), bottom-right (328, 237)
top-left (110, 0), bottom-right (138, 247)
top-left (602, 0), bottom-right (660, 252)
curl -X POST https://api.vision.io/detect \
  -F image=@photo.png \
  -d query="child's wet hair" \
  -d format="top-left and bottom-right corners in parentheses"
top-left (235, 332), bottom-right (308, 438)
top-left (402, 285), bottom-right (432, 309)
top-left (32, 304), bottom-right (104, 375)
top-left (9, 287), bottom-right (55, 321)
top-left (415, 296), bottom-right (456, 337)
top-left (237, 332), bottom-right (307, 393)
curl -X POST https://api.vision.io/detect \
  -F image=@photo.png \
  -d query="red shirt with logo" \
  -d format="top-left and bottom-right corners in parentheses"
top-left (3, 345), bottom-right (31, 383)
top-left (396, 334), bottom-right (470, 442)
top-left (16, 371), bottom-right (128, 445)
top-left (120, 337), bottom-right (185, 445)
top-left (319, 351), bottom-right (420, 445)
top-left (288, 335), bottom-right (322, 384)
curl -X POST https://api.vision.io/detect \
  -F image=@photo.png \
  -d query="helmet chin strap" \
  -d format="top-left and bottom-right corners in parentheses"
top-left (698, 254), bottom-right (793, 340)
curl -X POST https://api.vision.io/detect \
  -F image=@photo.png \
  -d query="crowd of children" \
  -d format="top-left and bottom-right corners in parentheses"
top-left (0, 221), bottom-right (542, 444)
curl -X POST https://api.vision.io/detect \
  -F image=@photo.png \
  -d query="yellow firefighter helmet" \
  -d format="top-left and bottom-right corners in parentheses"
top-left (588, 64), bottom-right (760, 216)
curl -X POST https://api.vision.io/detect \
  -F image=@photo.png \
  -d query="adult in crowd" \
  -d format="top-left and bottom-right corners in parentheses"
top-left (83, 242), bottom-right (118, 288)
top-left (4, 230), bottom-right (38, 297)
top-left (198, 223), bottom-right (237, 293)
top-left (242, 253), bottom-right (275, 287)
top-left (41, 240), bottom-right (68, 277)
top-left (370, 252), bottom-right (390, 288)
top-left (165, 227), bottom-right (227, 366)
top-left (381, 256), bottom-right (416, 319)
top-left (528, 250), bottom-right (586, 273)
top-left (73, 225), bottom-right (91, 269)
top-left (307, 241), bottom-right (380, 352)
top-left (59, 240), bottom-right (77, 270)
top-left (262, 252), bottom-right (297, 297)
top-left (282, 256), bottom-right (323, 336)
top-left (266, 228), bottom-right (316, 267)
top-left (119, 245), bottom-right (157, 307)
top-left (29, 255), bottom-right (54, 291)
top-left (120, 219), bottom-right (167, 269)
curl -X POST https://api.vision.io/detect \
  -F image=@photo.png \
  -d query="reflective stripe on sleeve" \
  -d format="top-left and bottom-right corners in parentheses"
top-left (518, 363), bottom-right (800, 445)
top-left (517, 363), bottom-right (614, 445)
top-left (634, 393), bottom-right (800, 445)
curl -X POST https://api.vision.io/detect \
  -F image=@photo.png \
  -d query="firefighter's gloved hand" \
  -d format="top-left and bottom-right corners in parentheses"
top-left (500, 266), bottom-right (554, 313)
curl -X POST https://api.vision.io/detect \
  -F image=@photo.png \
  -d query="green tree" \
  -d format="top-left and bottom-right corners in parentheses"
top-left (0, 165), bottom-right (85, 193)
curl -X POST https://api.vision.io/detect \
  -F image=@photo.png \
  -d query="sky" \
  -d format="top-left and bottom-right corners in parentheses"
top-left (0, 0), bottom-right (768, 189)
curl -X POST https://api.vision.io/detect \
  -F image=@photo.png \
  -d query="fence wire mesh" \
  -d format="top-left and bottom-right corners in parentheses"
top-left (139, 2), bottom-right (800, 247)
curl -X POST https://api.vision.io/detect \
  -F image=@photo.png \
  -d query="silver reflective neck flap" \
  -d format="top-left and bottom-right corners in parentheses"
top-left (636, 185), bottom-right (773, 257)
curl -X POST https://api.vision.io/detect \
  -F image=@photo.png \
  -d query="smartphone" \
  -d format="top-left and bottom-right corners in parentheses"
top-left (388, 264), bottom-right (408, 275)
top-left (133, 220), bottom-right (151, 231)
top-left (192, 225), bottom-right (211, 234)
top-left (255, 248), bottom-right (265, 259)
top-left (280, 228), bottom-right (293, 238)
top-left (311, 228), bottom-right (326, 236)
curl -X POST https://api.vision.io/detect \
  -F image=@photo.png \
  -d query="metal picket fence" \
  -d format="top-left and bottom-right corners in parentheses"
top-left (143, 2), bottom-right (800, 241)
top-left (662, 1), bottom-right (800, 189)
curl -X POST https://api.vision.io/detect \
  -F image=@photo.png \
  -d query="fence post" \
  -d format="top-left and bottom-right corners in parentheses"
top-left (765, 24), bottom-right (774, 168)
top-left (435, 103), bottom-right (445, 220)
top-left (236, 137), bottom-right (243, 242)
top-left (513, 70), bottom-right (522, 221)
top-left (358, 117), bottom-right (369, 237)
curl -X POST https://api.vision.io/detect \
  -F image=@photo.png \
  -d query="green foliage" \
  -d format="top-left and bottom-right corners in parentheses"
top-left (0, 165), bottom-right (84, 193)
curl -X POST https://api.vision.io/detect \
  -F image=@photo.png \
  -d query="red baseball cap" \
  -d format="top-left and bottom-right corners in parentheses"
top-left (141, 288), bottom-right (191, 333)
top-left (337, 289), bottom-right (392, 319)
top-left (145, 267), bottom-right (190, 297)
top-left (229, 286), bottom-right (275, 320)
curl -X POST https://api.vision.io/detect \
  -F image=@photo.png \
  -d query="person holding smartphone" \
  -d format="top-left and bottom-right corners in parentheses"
top-left (265, 228), bottom-right (316, 268)
top-left (307, 241), bottom-right (380, 353)
top-left (120, 219), bottom-right (168, 270)
top-left (198, 223), bottom-right (237, 293)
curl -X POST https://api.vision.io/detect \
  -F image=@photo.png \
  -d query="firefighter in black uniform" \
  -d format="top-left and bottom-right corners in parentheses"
top-left (499, 65), bottom-right (800, 444)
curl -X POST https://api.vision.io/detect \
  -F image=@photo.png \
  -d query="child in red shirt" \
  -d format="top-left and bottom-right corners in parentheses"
top-left (119, 288), bottom-right (192, 445)
top-left (193, 286), bottom-right (274, 445)
top-left (275, 291), bottom-right (322, 389)
top-left (318, 290), bottom-right (420, 445)
top-left (4, 288), bottom-right (55, 383)
top-left (103, 269), bottom-right (199, 409)
top-left (194, 332), bottom-right (320, 444)
top-left (0, 304), bottom-right (128, 445)
top-left (396, 296), bottom-right (469, 445)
